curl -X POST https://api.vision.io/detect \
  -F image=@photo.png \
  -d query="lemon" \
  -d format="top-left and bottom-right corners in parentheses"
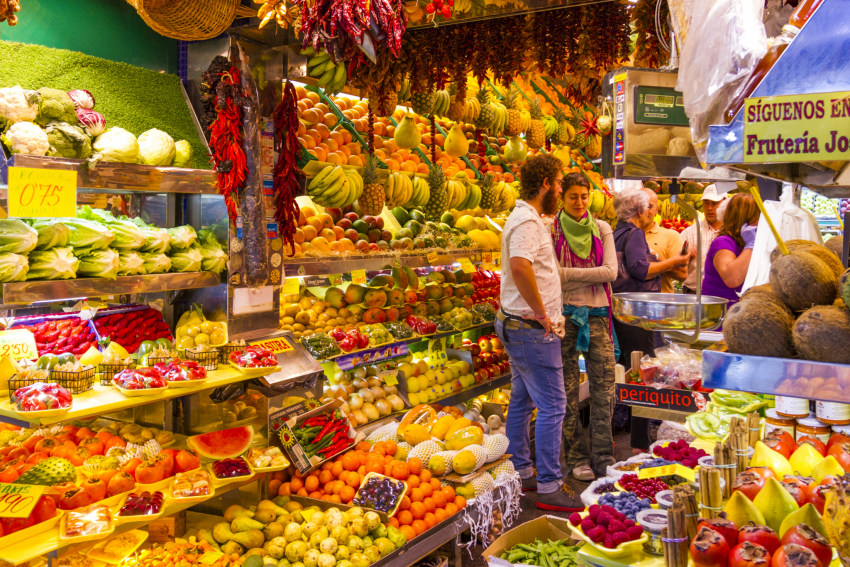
top-left (210, 328), bottom-right (226, 344)
top-left (187, 325), bottom-right (201, 338)
top-left (177, 336), bottom-right (195, 349)
top-left (199, 321), bottom-right (215, 334)
top-left (194, 333), bottom-right (211, 345)
top-left (104, 341), bottom-right (129, 359)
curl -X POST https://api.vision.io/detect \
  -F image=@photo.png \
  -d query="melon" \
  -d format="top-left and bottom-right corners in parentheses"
top-left (769, 251), bottom-right (837, 312)
top-left (770, 241), bottom-right (844, 280)
top-left (187, 425), bottom-right (254, 459)
top-left (723, 298), bottom-right (795, 358)
top-left (792, 305), bottom-right (850, 364)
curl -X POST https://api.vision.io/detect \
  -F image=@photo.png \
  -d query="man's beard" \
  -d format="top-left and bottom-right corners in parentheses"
top-left (542, 187), bottom-right (559, 215)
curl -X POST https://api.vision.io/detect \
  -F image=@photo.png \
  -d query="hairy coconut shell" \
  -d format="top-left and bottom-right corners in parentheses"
top-left (771, 240), bottom-right (844, 279)
top-left (723, 298), bottom-right (795, 358)
top-left (841, 268), bottom-right (850, 309)
top-left (825, 237), bottom-right (843, 259)
top-left (770, 251), bottom-right (837, 312)
top-left (792, 305), bottom-right (850, 364)
top-left (740, 284), bottom-right (793, 316)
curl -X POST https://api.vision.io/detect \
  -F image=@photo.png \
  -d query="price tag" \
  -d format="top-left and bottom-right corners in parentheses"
top-left (493, 252), bottom-right (501, 266)
top-left (0, 483), bottom-right (47, 518)
top-left (351, 270), bottom-right (367, 285)
top-left (426, 252), bottom-right (438, 263)
top-left (282, 278), bottom-right (300, 295)
top-left (0, 330), bottom-right (37, 361)
top-left (638, 463), bottom-right (696, 483)
top-left (458, 257), bottom-right (476, 274)
top-left (328, 274), bottom-right (343, 286)
top-left (250, 336), bottom-right (294, 354)
top-left (482, 252), bottom-right (492, 264)
top-left (428, 338), bottom-right (446, 364)
top-left (7, 167), bottom-right (77, 218)
top-left (381, 370), bottom-right (399, 386)
top-left (452, 334), bottom-right (463, 349)
top-left (199, 551), bottom-right (224, 565)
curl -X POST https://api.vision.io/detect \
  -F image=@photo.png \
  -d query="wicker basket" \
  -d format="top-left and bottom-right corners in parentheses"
top-left (125, 0), bottom-right (255, 41)
top-left (185, 348), bottom-right (220, 371)
top-left (51, 367), bottom-right (96, 395)
top-left (219, 345), bottom-right (244, 365)
top-left (98, 362), bottom-right (135, 387)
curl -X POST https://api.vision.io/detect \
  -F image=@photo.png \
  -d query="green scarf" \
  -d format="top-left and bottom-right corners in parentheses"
top-left (557, 210), bottom-right (600, 259)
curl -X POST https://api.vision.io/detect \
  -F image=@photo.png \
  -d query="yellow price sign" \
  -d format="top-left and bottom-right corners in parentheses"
top-left (351, 270), bottom-right (367, 285)
top-left (7, 167), bottom-right (77, 218)
top-left (0, 483), bottom-right (47, 518)
top-left (198, 551), bottom-right (224, 565)
top-left (638, 463), bottom-right (696, 483)
top-left (381, 371), bottom-right (399, 386)
top-left (458, 257), bottom-right (476, 274)
top-left (282, 277), bottom-right (300, 295)
top-left (250, 337), bottom-right (294, 354)
top-left (426, 251), bottom-right (438, 263)
top-left (0, 329), bottom-right (37, 361)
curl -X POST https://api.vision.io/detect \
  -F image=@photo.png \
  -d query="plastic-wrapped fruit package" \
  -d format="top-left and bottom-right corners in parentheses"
top-left (13, 382), bottom-right (72, 411)
top-left (172, 470), bottom-right (211, 497)
top-left (12, 316), bottom-right (97, 358)
top-left (119, 491), bottom-right (165, 517)
top-left (352, 474), bottom-right (405, 513)
top-left (64, 503), bottom-right (112, 537)
top-left (211, 457), bottom-right (251, 479)
top-left (92, 308), bottom-right (173, 354)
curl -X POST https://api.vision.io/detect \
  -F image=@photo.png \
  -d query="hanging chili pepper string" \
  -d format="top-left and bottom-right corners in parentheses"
top-left (545, 138), bottom-right (551, 152)
top-left (475, 127), bottom-right (487, 174)
top-left (429, 115), bottom-right (436, 164)
top-left (208, 66), bottom-right (245, 226)
top-left (272, 81), bottom-right (303, 255)
top-left (368, 108), bottom-right (375, 156)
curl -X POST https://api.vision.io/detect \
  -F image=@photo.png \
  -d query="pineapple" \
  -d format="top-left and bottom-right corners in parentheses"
top-left (553, 109), bottom-right (574, 146)
top-left (446, 83), bottom-right (465, 122)
top-left (358, 155), bottom-right (385, 216)
top-left (367, 86), bottom-right (398, 118)
top-left (504, 86), bottom-right (522, 137)
top-left (479, 173), bottom-right (498, 211)
top-left (410, 87), bottom-right (435, 116)
top-left (473, 84), bottom-right (493, 131)
top-left (585, 135), bottom-right (602, 159)
top-left (527, 96), bottom-right (545, 149)
top-left (569, 110), bottom-right (587, 150)
top-left (423, 162), bottom-right (448, 221)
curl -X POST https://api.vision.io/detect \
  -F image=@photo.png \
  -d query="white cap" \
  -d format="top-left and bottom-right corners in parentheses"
top-left (701, 184), bottom-right (728, 202)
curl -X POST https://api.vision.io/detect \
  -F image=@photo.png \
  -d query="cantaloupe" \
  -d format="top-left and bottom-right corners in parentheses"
top-left (769, 251), bottom-right (837, 312)
top-left (723, 299), bottom-right (795, 358)
top-left (792, 305), bottom-right (850, 364)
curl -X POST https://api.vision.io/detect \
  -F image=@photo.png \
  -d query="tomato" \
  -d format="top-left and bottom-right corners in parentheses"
top-left (30, 496), bottom-right (57, 524)
top-left (779, 481), bottom-right (807, 508)
top-left (827, 433), bottom-right (850, 452)
top-left (796, 436), bottom-right (826, 457)
top-left (763, 435), bottom-right (793, 460)
top-left (106, 471), bottom-right (136, 497)
top-left (174, 449), bottom-right (200, 474)
top-left (690, 526), bottom-right (731, 567)
top-left (58, 487), bottom-right (95, 511)
top-left (81, 477), bottom-right (107, 502)
top-left (739, 525), bottom-right (781, 556)
top-left (732, 472), bottom-right (765, 502)
top-left (0, 463), bottom-right (19, 483)
top-left (729, 542), bottom-right (771, 567)
top-left (780, 526), bottom-right (831, 567)
top-left (698, 516), bottom-right (738, 549)
top-left (771, 544), bottom-right (821, 567)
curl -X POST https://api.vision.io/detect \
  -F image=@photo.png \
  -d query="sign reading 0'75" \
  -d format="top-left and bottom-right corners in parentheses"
top-left (744, 91), bottom-right (850, 163)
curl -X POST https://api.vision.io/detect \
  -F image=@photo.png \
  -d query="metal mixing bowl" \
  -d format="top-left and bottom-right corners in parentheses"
top-left (612, 293), bottom-right (728, 331)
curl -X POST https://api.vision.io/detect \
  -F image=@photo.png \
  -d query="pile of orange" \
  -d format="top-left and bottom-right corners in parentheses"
top-left (271, 440), bottom-right (466, 541)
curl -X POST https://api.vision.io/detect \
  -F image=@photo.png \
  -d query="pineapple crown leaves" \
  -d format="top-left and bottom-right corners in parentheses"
top-left (427, 160), bottom-right (445, 185)
top-left (476, 83), bottom-right (491, 105)
top-left (529, 96), bottom-right (543, 120)
top-left (481, 172), bottom-right (495, 190)
top-left (362, 154), bottom-right (379, 185)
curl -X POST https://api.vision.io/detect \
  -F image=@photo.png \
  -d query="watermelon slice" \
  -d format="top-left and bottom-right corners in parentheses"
top-left (188, 425), bottom-right (254, 459)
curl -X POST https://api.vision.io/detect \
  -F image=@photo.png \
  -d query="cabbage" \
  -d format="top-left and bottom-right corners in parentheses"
top-left (76, 109), bottom-right (105, 137)
top-left (129, 217), bottom-right (171, 254)
top-left (24, 219), bottom-right (70, 250)
top-left (78, 249), bottom-right (119, 279)
top-left (197, 229), bottom-right (228, 274)
top-left (140, 252), bottom-right (171, 274)
top-left (67, 89), bottom-right (95, 110)
top-left (26, 247), bottom-right (79, 280)
top-left (169, 246), bottom-right (202, 272)
top-left (0, 253), bottom-right (29, 282)
top-left (77, 206), bottom-right (145, 250)
top-left (92, 127), bottom-right (139, 164)
top-left (118, 251), bottom-right (146, 276)
top-left (138, 128), bottom-right (176, 166)
top-left (0, 220), bottom-right (38, 254)
top-left (167, 225), bottom-right (198, 250)
top-left (173, 140), bottom-right (193, 168)
top-left (59, 218), bottom-right (114, 255)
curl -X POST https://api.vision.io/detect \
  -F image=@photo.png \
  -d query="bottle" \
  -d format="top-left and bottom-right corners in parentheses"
top-left (722, 25), bottom-right (800, 123)
top-left (789, 0), bottom-right (823, 28)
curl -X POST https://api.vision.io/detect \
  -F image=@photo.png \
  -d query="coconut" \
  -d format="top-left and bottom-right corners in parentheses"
top-left (771, 240), bottom-right (844, 279)
top-left (792, 305), bottom-right (850, 364)
top-left (769, 251), bottom-right (837, 312)
top-left (739, 284), bottom-right (793, 316)
top-left (841, 268), bottom-right (850, 308)
top-left (723, 298), bottom-right (795, 358)
top-left (825, 237), bottom-right (843, 259)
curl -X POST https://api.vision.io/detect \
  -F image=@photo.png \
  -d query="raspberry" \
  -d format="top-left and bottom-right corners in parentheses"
top-left (587, 526), bottom-right (605, 543)
top-left (569, 512), bottom-right (583, 526)
top-left (588, 504), bottom-right (602, 517)
top-left (601, 505), bottom-right (617, 517)
top-left (623, 519), bottom-right (636, 528)
top-left (627, 526), bottom-right (645, 540)
top-left (608, 520), bottom-right (626, 533)
top-left (602, 535), bottom-right (615, 549)
top-left (653, 446), bottom-right (662, 456)
top-left (596, 513), bottom-right (612, 527)
top-left (614, 512), bottom-right (626, 523)
top-left (580, 519), bottom-right (595, 534)
top-left (612, 532), bottom-right (629, 547)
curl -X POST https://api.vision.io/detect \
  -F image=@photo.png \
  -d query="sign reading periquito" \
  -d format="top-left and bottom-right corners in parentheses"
top-left (744, 91), bottom-right (850, 163)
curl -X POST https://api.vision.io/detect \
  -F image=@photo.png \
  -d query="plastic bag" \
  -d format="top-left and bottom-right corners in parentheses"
top-left (581, 476), bottom-right (621, 507)
top-left (675, 0), bottom-right (767, 162)
top-left (741, 185), bottom-right (822, 292)
top-left (606, 453), bottom-right (657, 481)
top-left (657, 421), bottom-right (695, 444)
top-left (654, 344), bottom-right (703, 389)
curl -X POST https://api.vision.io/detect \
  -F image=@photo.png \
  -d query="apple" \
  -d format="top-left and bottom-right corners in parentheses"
top-left (474, 370), bottom-right (486, 383)
top-left (367, 228), bottom-right (381, 243)
top-left (491, 337), bottom-right (503, 350)
top-left (326, 208), bottom-right (343, 223)
top-left (376, 216), bottom-right (384, 229)
top-left (462, 338), bottom-right (472, 346)
top-left (415, 289), bottom-right (428, 302)
top-left (469, 343), bottom-right (481, 356)
top-left (344, 212), bottom-right (360, 223)
top-left (381, 230), bottom-right (392, 242)
top-left (363, 215), bottom-right (378, 229)
top-left (478, 338), bottom-right (492, 353)
top-left (369, 243), bottom-right (379, 251)
top-left (472, 356), bottom-right (482, 370)
top-left (337, 218), bottom-right (353, 231)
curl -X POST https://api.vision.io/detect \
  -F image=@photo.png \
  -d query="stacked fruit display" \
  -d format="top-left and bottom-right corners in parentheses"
top-left (323, 366), bottom-right (406, 427)
top-left (470, 267), bottom-right (501, 306)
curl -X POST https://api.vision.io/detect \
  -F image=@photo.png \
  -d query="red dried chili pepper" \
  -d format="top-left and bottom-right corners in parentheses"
top-left (272, 81), bottom-right (303, 256)
top-left (208, 67), bottom-right (245, 225)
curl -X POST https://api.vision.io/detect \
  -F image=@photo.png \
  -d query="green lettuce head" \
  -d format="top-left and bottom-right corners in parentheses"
top-left (138, 128), bottom-right (176, 166)
top-left (173, 140), bottom-right (193, 168)
top-left (24, 219), bottom-right (70, 250)
top-left (26, 247), bottom-right (79, 280)
top-left (77, 206), bottom-right (146, 250)
top-left (0, 253), bottom-right (29, 283)
top-left (78, 249), bottom-right (119, 279)
top-left (169, 246), bottom-right (202, 272)
top-left (140, 252), bottom-right (171, 274)
top-left (197, 229), bottom-right (228, 274)
top-left (92, 127), bottom-right (139, 164)
top-left (60, 218), bottom-right (115, 255)
top-left (45, 121), bottom-right (92, 159)
top-left (118, 251), bottom-right (146, 276)
top-left (167, 225), bottom-right (198, 250)
top-left (130, 217), bottom-right (171, 254)
top-left (0, 219), bottom-right (38, 254)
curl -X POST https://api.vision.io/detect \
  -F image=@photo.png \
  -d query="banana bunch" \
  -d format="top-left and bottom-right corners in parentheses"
top-left (454, 0), bottom-right (472, 12)
top-left (543, 115), bottom-right (559, 139)
top-left (398, 79), bottom-right (411, 103)
top-left (256, 0), bottom-right (297, 29)
top-left (456, 181), bottom-right (482, 211)
top-left (490, 181), bottom-right (517, 213)
top-left (597, 194), bottom-right (617, 223)
top-left (403, 177), bottom-right (431, 208)
top-left (302, 48), bottom-right (347, 95)
top-left (489, 102), bottom-right (508, 135)
top-left (386, 172), bottom-right (414, 209)
top-left (659, 199), bottom-right (680, 220)
top-left (307, 166), bottom-right (362, 208)
top-left (588, 190), bottom-right (606, 214)
top-left (431, 90), bottom-right (451, 117)
top-left (520, 110), bottom-right (532, 134)
top-left (445, 179), bottom-right (469, 210)
top-left (463, 97), bottom-right (481, 123)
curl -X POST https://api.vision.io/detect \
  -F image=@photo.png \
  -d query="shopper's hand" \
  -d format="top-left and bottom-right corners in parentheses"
top-left (672, 253), bottom-right (690, 268)
top-left (741, 223), bottom-right (758, 250)
top-left (688, 246), bottom-right (698, 259)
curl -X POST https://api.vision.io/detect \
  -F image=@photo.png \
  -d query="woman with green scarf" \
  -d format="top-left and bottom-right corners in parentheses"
top-left (553, 172), bottom-right (619, 482)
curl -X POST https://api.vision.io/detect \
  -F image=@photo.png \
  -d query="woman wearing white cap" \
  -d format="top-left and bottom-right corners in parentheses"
top-left (680, 184), bottom-right (726, 294)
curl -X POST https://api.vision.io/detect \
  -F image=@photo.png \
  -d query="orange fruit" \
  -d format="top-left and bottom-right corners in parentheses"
top-left (342, 452), bottom-right (359, 472)
top-left (430, 478), bottom-right (441, 491)
top-left (384, 454), bottom-right (395, 465)
top-left (365, 461), bottom-right (385, 475)
top-left (408, 458), bottom-right (422, 475)
top-left (419, 470), bottom-right (432, 483)
top-left (411, 520), bottom-right (427, 536)
top-left (305, 476), bottom-right (320, 492)
top-left (398, 496), bottom-right (411, 511)
top-left (420, 482), bottom-right (433, 498)
top-left (329, 494), bottom-right (342, 504)
top-left (424, 512), bottom-right (437, 529)
top-left (432, 491), bottom-right (447, 508)
top-left (345, 473), bottom-right (361, 488)
top-left (309, 490), bottom-right (323, 499)
top-left (423, 497), bottom-right (436, 514)
top-left (454, 496), bottom-right (466, 510)
top-left (397, 510), bottom-right (413, 526)
top-left (340, 485), bottom-right (355, 502)
top-left (410, 501), bottom-right (426, 520)
top-left (392, 462), bottom-right (410, 481)
top-left (400, 525), bottom-right (416, 542)
top-left (385, 441), bottom-right (398, 455)
top-left (389, 517), bottom-right (399, 528)
top-left (317, 213), bottom-right (334, 230)
top-left (358, 465), bottom-right (366, 477)
top-left (331, 460), bottom-right (344, 477)
top-left (297, 487), bottom-right (308, 497)
top-left (441, 486), bottom-right (456, 501)
top-left (434, 508), bottom-right (448, 523)
top-left (290, 477), bottom-right (304, 492)
top-left (410, 488), bottom-right (424, 503)
top-left (408, 475), bottom-right (420, 489)
top-left (278, 482), bottom-right (291, 496)
top-left (445, 503), bottom-right (459, 516)
top-left (357, 441), bottom-right (372, 452)
top-left (319, 470), bottom-right (333, 484)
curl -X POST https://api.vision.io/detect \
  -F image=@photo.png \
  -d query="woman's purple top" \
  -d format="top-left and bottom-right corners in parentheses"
top-left (703, 235), bottom-right (744, 304)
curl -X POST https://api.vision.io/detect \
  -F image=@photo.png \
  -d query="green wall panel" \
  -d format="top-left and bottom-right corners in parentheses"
top-left (1, 0), bottom-right (178, 74)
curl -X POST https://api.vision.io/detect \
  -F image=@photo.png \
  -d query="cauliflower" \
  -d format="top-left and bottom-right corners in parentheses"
top-left (1, 122), bottom-right (49, 156)
top-left (0, 86), bottom-right (38, 124)
top-left (34, 87), bottom-right (78, 127)
top-left (45, 122), bottom-right (92, 159)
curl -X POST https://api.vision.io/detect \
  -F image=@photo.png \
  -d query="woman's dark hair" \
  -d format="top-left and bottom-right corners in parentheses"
top-left (519, 154), bottom-right (562, 201)
top-left (562, 172), bottom-right (589, 193)
top-left (719, 193), bottom-right (759, 248)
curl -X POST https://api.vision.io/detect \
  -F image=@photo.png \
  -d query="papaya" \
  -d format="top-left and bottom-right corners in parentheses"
top-left (444, 418), bottom-right (472, 440)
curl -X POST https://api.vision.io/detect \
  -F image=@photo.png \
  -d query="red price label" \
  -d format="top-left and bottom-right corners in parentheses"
top-left (0, 483), bottom-right (47, 518)
top-left (8, 167), bottom-right (77, 218)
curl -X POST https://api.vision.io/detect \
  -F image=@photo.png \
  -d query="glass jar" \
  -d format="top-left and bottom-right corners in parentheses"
top-left (816, 401), bottom-right (850, 425)
top-left (765, 408), bottom-right (797, 438)
top-left (789, 0), bottom-right (823, 27)
top-left (636, 509), bottom-right (667, 556)
top-left (776, 395), bottom-right (810, 418)
top-left (796, 416), bottom-right (831, 444)
top-left (723, 25), bottom-right (800, 123)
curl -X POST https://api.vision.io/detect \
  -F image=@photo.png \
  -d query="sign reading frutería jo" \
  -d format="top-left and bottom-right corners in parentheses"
top-left (744, 91), bottom-right (850, 163)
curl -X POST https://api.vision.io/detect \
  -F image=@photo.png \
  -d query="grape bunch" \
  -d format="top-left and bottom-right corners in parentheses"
top-left (594, 482), bottom-right (618, 495)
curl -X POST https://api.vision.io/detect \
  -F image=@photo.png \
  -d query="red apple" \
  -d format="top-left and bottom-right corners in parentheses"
top-left (326, 208), bottom-right (343, 223)
top-left (469, 344), bottom-right (481, 356)
top-left (472, 356), bottom-right (482, 370)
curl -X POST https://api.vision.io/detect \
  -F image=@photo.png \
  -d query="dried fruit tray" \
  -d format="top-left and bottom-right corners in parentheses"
top-left (566, 511), bottom-right (648, 559)
top-left (86, 529), bottom-right (149, 564)
top-left (60, 515), bottom-right (115, 544)
top-left (352, 472), bottom-right (407, 518)
top-left (113, 493), bottom-right (166, 525)
top-left (208, 460), bottom-right (255, 486)
top-left (166, 482), bottom-right (216, 504)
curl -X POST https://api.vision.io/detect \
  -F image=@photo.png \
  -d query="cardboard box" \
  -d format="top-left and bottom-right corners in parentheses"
top-left (483, 516), bottom-right (575, 566)
top-left (148, 511), bottom-right (186, 542)
top-left (576, 545), bottom-right (661, 567)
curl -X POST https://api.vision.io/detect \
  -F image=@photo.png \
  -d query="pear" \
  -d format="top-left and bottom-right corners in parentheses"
top-left (504, 136), bottom-right (527, 164)
top-left (393, 115), bottom-right (421, 150)
top-left (723, 491), bottom-right (766, 528)
top-left (779, 504), bottom-right (828, 539)
top-left (232, 516), bottom-right (265, 533)
top-left (224, 504), bottom-right (255, 523)
top-left (753, 477), bottom-right (799, 533)
top-left (443, 124), bottom-right (469, 159)
top-left (789, 443), bottom-right (825, 477)
top-left (811, 455), bottom-right (845, 483)
top-left (751, 441), bottom-right (793, 478)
